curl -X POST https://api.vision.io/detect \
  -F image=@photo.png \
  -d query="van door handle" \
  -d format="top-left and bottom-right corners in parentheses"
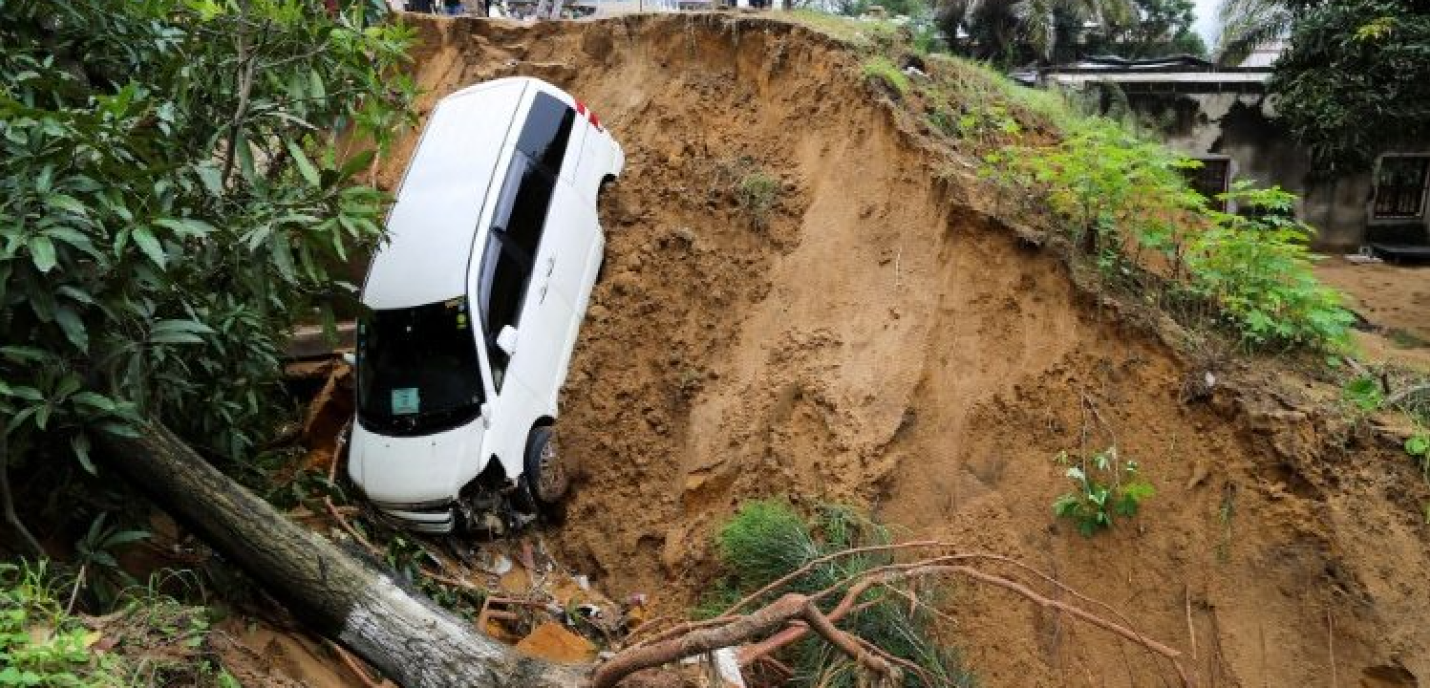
top-left (544, 255), bottom-right (556, 277)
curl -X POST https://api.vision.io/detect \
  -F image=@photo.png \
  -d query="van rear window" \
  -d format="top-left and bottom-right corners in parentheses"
top-left (516, 92), bottom-right (575, 175)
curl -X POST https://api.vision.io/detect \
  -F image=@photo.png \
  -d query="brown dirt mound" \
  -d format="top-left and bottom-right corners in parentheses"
top-left (388, 14), bottom-right (1430, 687)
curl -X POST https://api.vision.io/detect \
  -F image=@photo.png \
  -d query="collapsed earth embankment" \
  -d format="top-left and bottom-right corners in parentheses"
top-left (384, 14), bottom-right (1429, 687)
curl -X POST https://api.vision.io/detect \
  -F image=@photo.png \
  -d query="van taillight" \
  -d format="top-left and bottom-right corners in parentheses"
top-left (575, 100), bottom-right (603, 131)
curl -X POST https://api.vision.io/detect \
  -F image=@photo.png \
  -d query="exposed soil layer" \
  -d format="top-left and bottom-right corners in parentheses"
top-left (385, 14), bottom-right (1430, 687)
top-left (1315, 258), bottom-right (1430, 371)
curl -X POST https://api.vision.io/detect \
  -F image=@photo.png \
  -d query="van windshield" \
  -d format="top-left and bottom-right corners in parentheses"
top-left (356, 297), bottom-right (486, 437)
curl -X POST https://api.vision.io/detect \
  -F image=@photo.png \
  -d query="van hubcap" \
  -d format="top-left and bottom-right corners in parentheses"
top-left (536, 432), bottom-right (568, 503)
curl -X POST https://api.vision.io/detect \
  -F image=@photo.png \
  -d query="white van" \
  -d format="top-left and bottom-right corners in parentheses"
top-left (348, 77), bottom-right (624, 533)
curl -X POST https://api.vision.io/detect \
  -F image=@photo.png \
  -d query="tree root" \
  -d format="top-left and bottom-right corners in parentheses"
top-left (593, 545), bottom-right (1195, 688)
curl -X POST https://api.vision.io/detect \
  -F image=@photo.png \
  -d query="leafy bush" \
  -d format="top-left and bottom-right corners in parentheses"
top-left (985, 118), bottom-right (1204, 265)
top-left (712, 500), bottom-right (975, 688)
top-left (986, 118), bottom-right (1354, 352)
top-left (1052, 447), bottom-right (1155, 537)
top-left (0, 0), bottom-right (415, 472)
top-left (1188, 184), bottom-right (1355, 350)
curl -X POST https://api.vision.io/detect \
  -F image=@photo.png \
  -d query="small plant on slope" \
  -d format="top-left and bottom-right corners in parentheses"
top-left (1342, 375), bottom-right (1385, 414)
top-left (736, 170), bottom-right (782, 229)
top-left (1053, 447), bottom-right (1155, 537)
top-left (0, 562), bottom-right (126, 687)
top-left (73, 512), bottom-right (151, 612)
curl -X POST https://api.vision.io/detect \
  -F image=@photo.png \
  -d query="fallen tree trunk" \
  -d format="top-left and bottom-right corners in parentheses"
top-left (99, 423), bottom-right (584, 688)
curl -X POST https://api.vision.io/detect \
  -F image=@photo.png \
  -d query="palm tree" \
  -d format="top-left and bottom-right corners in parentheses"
top-left (941, 0), bottom-right (1137, 63)
top-left (1214, 0), bottom-right (1294, 65)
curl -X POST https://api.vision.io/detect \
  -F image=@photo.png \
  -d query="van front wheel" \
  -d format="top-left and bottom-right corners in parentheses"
top-left (524, 425), bottom-right (569, 509)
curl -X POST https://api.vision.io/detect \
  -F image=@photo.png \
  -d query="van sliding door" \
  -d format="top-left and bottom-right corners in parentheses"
top-left (477, 90), bottom-right (591, 411)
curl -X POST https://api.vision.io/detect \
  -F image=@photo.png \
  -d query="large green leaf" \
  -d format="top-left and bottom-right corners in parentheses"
top-left (71, 433), bottom-right (96, 474)
top-left (148, 318), bottom-right (214, 345)
top-left (154, 217), bottom-right (216, 238)
top-left (286, 139), bottom-right (321, 187)
top-left (54, 305), bottom-right (89, 352)
top-left (131, 225), bottom-right (166, 269)
top-left (27, 234), bottom-right (56, 272)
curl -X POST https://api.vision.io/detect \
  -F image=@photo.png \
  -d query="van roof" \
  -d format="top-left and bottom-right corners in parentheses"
top-left (362, 79), bottom-right (530, 310)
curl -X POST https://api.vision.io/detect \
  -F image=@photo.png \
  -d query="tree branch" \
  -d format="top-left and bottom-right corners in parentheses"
top-left (0, 432), bottom-right (44, 558)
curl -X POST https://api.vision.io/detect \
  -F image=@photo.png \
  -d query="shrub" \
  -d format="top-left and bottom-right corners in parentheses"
top-left (1188, 183), bottom-right (1355, 350)
top-left (717, 500), bottom-right (819, 590)
top-left (986, 119), bottom-right (1355, 353)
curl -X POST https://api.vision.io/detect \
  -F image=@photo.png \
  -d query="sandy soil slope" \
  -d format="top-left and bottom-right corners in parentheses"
top-left (383, 15), bottom-right (1430, 687)
top-left (1315, 257), bottom-right (1430, 371)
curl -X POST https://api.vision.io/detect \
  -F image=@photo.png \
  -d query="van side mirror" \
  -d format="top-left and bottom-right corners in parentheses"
top-left (496, 325), bottom-right (519, 356)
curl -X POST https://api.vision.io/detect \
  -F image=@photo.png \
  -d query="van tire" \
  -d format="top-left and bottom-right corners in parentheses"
top-left (523, 425), bottom-right (569, 510)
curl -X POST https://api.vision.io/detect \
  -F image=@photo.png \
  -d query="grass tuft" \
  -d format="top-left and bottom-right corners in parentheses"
top-left (709, 499), bottom-right (975, 688)
top-left (736, 171), bottom-right (781, 228)
top-left (861, 56), bottom-right (910, 97)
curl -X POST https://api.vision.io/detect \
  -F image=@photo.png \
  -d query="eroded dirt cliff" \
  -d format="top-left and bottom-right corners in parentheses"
top-left (382, 15), bottom-right (1429, 687)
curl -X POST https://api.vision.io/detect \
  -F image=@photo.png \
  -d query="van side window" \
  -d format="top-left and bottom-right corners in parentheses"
top-left (477, 92), bottom-right (575, 392)
top-left (477, 232), bottom-right (525, 390)
top-left (515, 92), bottom-right (575, 175)
top-left (493, 155), bottom-right (554, 262)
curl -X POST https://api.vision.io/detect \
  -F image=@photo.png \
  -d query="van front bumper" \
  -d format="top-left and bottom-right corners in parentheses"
top-left (371, 499), bottom-right (456, 534)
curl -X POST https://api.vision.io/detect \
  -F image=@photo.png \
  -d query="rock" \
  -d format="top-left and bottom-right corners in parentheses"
top-left (498, 568), bottom-right (531, 595)
top-left (514, 622), bottom-right (597, 664)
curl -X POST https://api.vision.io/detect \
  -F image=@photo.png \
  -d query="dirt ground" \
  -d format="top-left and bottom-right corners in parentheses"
top-left (1315, 257), bottom-right (1430, 371)
top-left (361, 14), bottom-right (1430, 688)
top-left (212, 619), bottom-right (356, 688)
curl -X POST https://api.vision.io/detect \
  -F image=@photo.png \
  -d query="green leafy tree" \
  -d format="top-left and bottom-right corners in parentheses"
top-left (1269, 0), bottom-right (1430, 172)
top-left (0, 0), bottom-right (415, 553)
top-left (1085, 0), bottom-right (1208, 57)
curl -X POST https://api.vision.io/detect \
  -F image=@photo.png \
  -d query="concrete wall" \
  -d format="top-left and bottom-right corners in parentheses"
top-left (1121, 90), bottom-right (1430, 252)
